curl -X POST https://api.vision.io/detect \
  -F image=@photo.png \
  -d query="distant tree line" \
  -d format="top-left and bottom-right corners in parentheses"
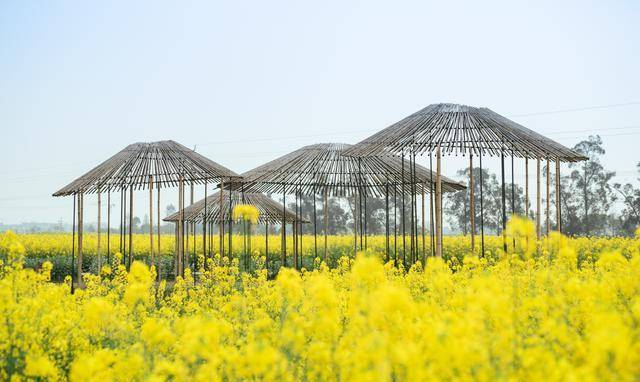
top-left (444, 135), bottom-right (640, 237)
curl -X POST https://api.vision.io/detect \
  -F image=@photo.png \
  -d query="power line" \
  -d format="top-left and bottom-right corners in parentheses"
top-left (508, 101), bottom-right (640, 117)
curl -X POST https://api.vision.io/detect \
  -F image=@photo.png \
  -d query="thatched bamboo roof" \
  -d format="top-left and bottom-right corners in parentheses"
top-left (53, 140), bottom-right (240, 196)
top-left (343, 103), bottom-right (587, 162)
top-left (227, 143), bottom-right (466, 197)
top-left (164, 191), bottom-right (303, 224)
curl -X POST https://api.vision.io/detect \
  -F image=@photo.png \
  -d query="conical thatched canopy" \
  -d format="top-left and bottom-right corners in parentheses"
top-left (53, 140), bottom-right (240, 196)
top-left (343, 103), bottom-right (587, 162)
top-left (164, 191), bottom-right (303, 224)
top-left (228, 143), bottom-right (466, 197)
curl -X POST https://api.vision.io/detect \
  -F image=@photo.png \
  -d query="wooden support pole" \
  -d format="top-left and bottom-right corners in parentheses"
top-left (556, 160), bottom-right (561, 233)
top-left (469, 153), bottom-right (475, 252)
top-left (525, 158), bottom-right (529, 218)
top-left (71, 194), bottom-right (76, 294)
top-left (435, 147), bottom-right (442, 258)
top-left (157, 184), bottom-right (161, 280)
top-left (121, 188), bottom-right (125, 258)
top-left (313, 189), bottom-right (318, 258)
top-left (228, 189), bottom-right (232, 261)
top-left (107, 190), bottom-right (111, 266)
top-left (501, 152), bottom-right (507, 252)
top-left (546, 159), bottom-right (550, 236)
top-left (421, 183), bottom-right (426, 266)
top-left (429, 155), bottom-right (435, 257)
top-left (129, 186), bottom-right (133, 269)
top-left (97, 190), bottom-right (102, 271)
top-left (323, 190), bottom-right (328, 263)
top-left (265, 220), bottom-right (269, 269)
top-left (190, 182), bottom-right (194, 273)
top-left (219, 179), bottom-right (224, 256)
top-left (401, 153), bottom-right (406, 264)
top-left (149, 176), bottom-right (154, 269)
top-left (178, 177), bottom-right (184, 276)
top-left (385, 184), bottom-right (390, 263)
top-left (77, 192), bottom-right (84, 288)
top-left (536, 158), bottom-right (541, 239)
top-left (479, 151), bottom-right (485, 257)
top-left (282, 187), bottom-right (286, 268)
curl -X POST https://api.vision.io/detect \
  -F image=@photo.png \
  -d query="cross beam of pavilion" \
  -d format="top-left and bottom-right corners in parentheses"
top-left (52, 140), bottom-right (240, 291)
top-left (344, 103), bottom-right (588, 257)
top-left (225, 142), bottom-right (465, 269)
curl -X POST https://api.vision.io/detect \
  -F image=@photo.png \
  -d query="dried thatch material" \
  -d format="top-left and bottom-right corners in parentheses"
top-left (343, 103), bottom-right (587, 161)
top-left (164, 191), bottom-right (302, 224)
top-left (53, 140), bottom-right (239, 196)
top-left (229, 143), bottom-right (466, 197)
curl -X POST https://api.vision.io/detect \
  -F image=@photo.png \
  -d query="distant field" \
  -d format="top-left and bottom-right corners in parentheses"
top-left (7, 231), bottom-right (639, 281)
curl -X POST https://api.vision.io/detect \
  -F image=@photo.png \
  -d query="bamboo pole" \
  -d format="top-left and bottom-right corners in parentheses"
top-left (157, 184), bottom-right (161, 280)
top-left (556, 160), bottom-right (561, 233)
top-left (536, 158), bottom-right (541, 239)
top-left (546, 159), bottom-right (550, 236)
top-left (128, 186), bottom-right (133, 269)
top-left (479, 152), bottom-right (485, 257)
top-left (525, 158), bottom-right (529, 218)
top-left (501, 152), bottom-right (507, 252)
top-left (219, 179), bottom-right (224, 256)
top-left (190, 182), bottom-right (194, 274)
top-left (107, 190), bottom-right (111, 266)
top-left (203, 183), bottom-right (207, 261)
top-left (313, 190), bottom-right (318, 258)
top-left (185, 183), bottom-right (192, 262)
top-left (149, 176), bottom-right (154, 269)
top-left (282, 187), bottom-right (286, 267)
top-left (435, 147), bottom-right (442, 258)
top-left (178, 177), bottom-right (184, 276)
top-left (71, 194), bottom-right (76, 294)
top-left (429, 155), bottom-right (434, 257)
top-left (265, 220), bottom-right (269, 268)
top-left (77, 192), bottom-right (84, 288)
top-left (323, 190), bottom-right (328, 262)
top-left (469, 154), bottom-right (475, 252)
top-left (421, 182), bottom-right (426, 266)
top-left (97, 190), bottom-right (101, 271)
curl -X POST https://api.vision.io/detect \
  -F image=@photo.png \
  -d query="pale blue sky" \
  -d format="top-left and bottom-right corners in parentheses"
top-left (1, 0), bottom-right (639, 224)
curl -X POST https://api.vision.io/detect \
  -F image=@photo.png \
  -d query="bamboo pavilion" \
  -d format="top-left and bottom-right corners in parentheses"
top-left (228, 143), bottom-right (465, 269)
top-left (344, 103), bottom-right (588, 257)
top-left (53, 140), bottom-right (239, 290)
top-left (164, 190), bottom-right (305, 273)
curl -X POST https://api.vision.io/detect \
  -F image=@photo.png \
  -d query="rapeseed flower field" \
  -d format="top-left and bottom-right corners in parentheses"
top-left (1, 218), bottom-right (640, 381)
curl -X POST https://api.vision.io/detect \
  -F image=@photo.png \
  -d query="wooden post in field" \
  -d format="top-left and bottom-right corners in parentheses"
top-left (157, 184), bottom-right (161, 280)
top-left (220, 179), bottom-right (224, 256)
top-left (77, 192), bottom-right (84, 288)
top-left (525, 158), bottom-right (529, 219)
top-left (323, 189), bottom-right (328, 262)
top-left (177, 177), bottom-right (184, 276)
top-left (129, 186), bottom-right (133, 268)
top-left (556, 160), bottom-right (561, 233)
top-left (421, 183), bottom-right (426, 265)
top-left (97, 189), bottom-right (102, 271)
top-left (469, 153), bottom-right (475, 252)
top-left (546, 159), bottom-right (550, 236)
top-left (107, 190), bottom-right (111, 265)
top-left (149, 175), bottom-right (154, 269)
top-left (536, 158), bottom-right (541, 240)
top-left (435, 147), bottom-right (442, 258)
top-left (189, 182), bottom-right (194, 272)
